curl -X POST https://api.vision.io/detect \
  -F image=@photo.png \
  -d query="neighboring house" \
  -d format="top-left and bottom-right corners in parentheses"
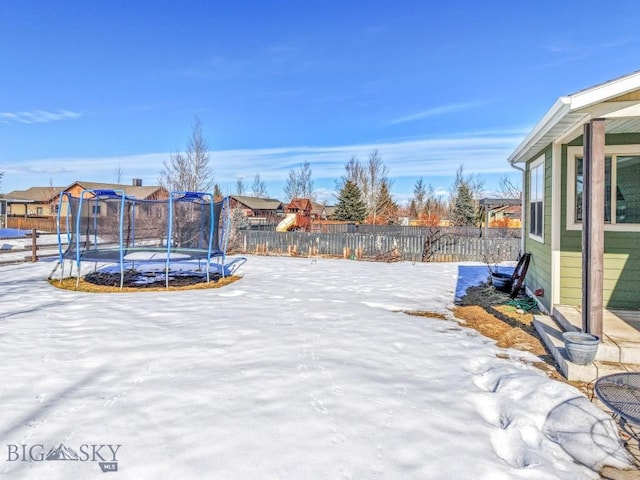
top-left (478, 198), bottom-right (522, 230)
top-left (228, 195), bottom-right (284, 225)
top-left (6, 180), bottom-right (168, 219)
top-left (4, 186), bottom-right (63, 217)
top-left (63, 180), bottom-right (167, 201)
top-left (490, 205), bottom-right (522, 228)
top-left (58, 180), bottom-right (169, 220)
top-left (310, 201), bottom-right (336, 221)
top-left (508, 70), bottom-right (640, 337)
top-left (4, 180), bottom-right (169, 232)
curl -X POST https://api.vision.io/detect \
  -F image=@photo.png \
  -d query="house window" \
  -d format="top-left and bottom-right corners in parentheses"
top-left (573, 153), bottom-right (640, 226)
top-left (529, 156), bottom-right (544, 241)
top-left (92, 205), bottom-right (101, 215)
top-left (36, 207), bottom-right (43, 216)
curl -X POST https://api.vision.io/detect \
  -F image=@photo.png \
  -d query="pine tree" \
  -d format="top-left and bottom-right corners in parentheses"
top-left (451, 182), bottom-right (476, 226)
top-left (373, 180), bottom-right (398, 224)
top-left (334, 181), bottom-right (367, 222)
top-left (213, 184), bottom-right (223, 201)
top-left (412, 178), bottom-right (426, 214)
top-left (408, 199), bottom-right (418, 219)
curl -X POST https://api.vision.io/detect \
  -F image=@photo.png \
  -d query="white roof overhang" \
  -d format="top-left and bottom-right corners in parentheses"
top-left (508, 71), bottom-right (640, 164)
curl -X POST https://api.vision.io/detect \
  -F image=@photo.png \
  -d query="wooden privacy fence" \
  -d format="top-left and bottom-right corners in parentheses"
top-left (236, 231), bottom-right (520, 263)
top-left (6, 216), bottom-right (63, 233)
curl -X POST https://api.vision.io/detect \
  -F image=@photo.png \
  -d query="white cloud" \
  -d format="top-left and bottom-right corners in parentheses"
top-left (0, 110), bottom-right (82, 125)
top-left (537, 37), bottom-right (634, 70)
top-left (312, 187), bottom-right (338, 205)
top-left (388, 101), bottom-right (491, 126)
top-left (1, 129), bottom-right (525, 199)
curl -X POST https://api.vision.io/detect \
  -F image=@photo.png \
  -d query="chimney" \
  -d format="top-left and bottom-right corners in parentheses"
top-left (132, 178), bottom-right (142, 186)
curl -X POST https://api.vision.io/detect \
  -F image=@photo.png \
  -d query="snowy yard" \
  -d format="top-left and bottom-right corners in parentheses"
top-left (0, 255), bottom-right (633, 479)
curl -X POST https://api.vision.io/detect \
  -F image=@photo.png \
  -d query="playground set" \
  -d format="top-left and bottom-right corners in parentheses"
top-left (275, 198), bottom-right (347, 232)
top-left (276, 198), bottom-right (313, 232)
top-left (52, 189), bottom-right (245, 289)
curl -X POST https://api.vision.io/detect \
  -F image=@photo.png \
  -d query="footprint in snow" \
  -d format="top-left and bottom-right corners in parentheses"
top-left (309, 394), bottom-right (328, 415)
top-left (330, 384), bottom-right (344, 396)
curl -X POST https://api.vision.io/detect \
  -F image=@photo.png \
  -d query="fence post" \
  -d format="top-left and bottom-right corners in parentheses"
top-left (31, 228), bottom-right (38, 262)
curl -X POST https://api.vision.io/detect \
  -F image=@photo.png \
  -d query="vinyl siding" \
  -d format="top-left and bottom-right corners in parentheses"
top-left (560, 134), bottom-right (640, 309)
top-left (524, 146), bottom-right (553, 311)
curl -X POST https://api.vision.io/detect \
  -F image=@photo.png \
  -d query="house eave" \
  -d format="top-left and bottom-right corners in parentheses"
top-left (508, 97), bottom-right (573, 165)
top-left (508, 70), bottom-right (640, 165)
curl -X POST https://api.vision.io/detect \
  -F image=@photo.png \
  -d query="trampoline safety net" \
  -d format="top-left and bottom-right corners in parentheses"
top-left (55, 189), bottom-right (232, 285)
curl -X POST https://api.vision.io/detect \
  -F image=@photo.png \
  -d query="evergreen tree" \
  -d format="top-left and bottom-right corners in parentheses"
top-left (451, 182), bottom-right (476, 226)
top-left (412, 178), bottom-right (427, 214)
top-left (373, 180), bottom-right (398, 224)
top-left (337, 151), bottom-right (390, 223)
top-left (408, 199), bottom-right (418, 219)
top-left (213, 184), bottom-right (223, 201)
top-left (334, 181), bottom-right (367, 222)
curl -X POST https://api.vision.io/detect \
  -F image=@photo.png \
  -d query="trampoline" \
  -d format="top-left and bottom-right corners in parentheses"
top-left (52, 189), bottom-right (243, 288)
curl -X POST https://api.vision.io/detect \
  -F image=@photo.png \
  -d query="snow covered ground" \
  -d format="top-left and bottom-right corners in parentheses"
top-left (0, 255), bottom-right (633, 479)
top-left (0, 233), bottom-right (61, 265)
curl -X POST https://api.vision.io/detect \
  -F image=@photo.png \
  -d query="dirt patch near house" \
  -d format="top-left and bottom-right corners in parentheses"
top-left (452, 282), bottom-right (593, 396)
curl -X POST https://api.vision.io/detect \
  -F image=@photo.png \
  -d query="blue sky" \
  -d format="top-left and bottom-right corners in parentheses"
top-left (1, 1), bottom-right (639, 204)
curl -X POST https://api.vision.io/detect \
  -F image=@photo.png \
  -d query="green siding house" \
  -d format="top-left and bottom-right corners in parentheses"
top-left (508, 71), bottom-right (640, 335)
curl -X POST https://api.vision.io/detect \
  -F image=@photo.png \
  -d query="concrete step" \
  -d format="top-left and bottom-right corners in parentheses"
top-left (553, 306), bottom-right (640, 364)
top-left (533, 314), bottom-right (640, 382)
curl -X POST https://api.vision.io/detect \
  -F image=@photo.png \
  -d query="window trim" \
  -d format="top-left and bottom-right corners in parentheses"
top-left (567, 145), bottom-right (640, 232)
top-left (529, 155), bottom-right (545, 243)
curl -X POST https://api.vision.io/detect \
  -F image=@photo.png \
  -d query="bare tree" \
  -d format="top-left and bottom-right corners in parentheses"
top-left (235, 176), bottom-right (246, 195)
top-left (337, 151), bottom-right (391, 224)
top-left (344, 155), bottom-right (366, 186)
top-left (251, 173), bottom-right (268, 197)
top-left (451, 165), bottom-right (484, 200)
top-left (284, 161), bottom-right (314, 200)
top-left (158, 116), bottom-right (214, 247)
top-left (114, 161), bottom-right (124, 184)
top-left (336, 155), bottom-right (365, 204)
top-left (159, 116), bottom-right (213, 192)
top-left (365, 150), bottom-right (390, 224)
top-left (47, 178), bottom-right (59, 216)
top-left (499, 175), bottom-right (521, 199)
top-left (423, 183), bottom-right (447, 225)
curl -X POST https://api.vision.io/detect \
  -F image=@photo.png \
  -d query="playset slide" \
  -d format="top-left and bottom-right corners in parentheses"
top-left (276, 214), bottom-right (297, 232)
